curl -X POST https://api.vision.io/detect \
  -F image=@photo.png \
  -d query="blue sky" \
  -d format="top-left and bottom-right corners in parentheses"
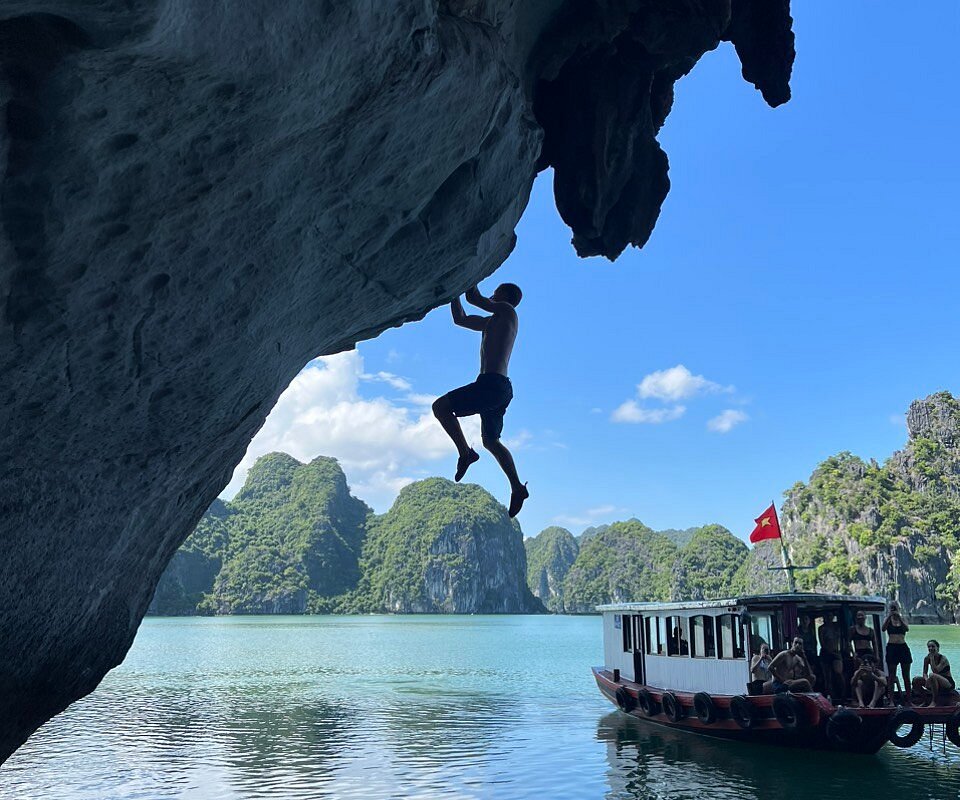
top-left (225, 3), bottom-right (960, 542)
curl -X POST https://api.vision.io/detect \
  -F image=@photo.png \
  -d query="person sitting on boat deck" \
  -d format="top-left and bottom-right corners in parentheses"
top-left (850, 653), bottom-right (887, 708)
top-left (848, 609), bottom-right (878, 662)
top-left (921, 639), bottom-right (955, 707)
top-left (751, 644), bottom-right (773, 693)
top-left (882, 600), bottom-right (912, 704)
top-left (767, 637), bottom-right (814, 694)
top-left (818, 615), bottom-right (845, 700)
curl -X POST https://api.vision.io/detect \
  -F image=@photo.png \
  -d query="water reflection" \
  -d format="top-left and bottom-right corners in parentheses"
top-left (597, 712), bottom-right (960, 800)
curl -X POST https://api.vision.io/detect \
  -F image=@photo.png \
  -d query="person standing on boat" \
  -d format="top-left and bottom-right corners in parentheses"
top-left (799, 614), bottom-right (822, 690)
top-left (768, 637), bottom-right (814, 693)
top-left (848, 609), bottom-right (878, 661)
top-left (432, 284), bottom-right (529, 517)
top-left (922, 639), bottom-right (955, 707)
top-left (818, 615), bottom-right (844, 701)
top-left (882, 600), bottom-right (912, 704)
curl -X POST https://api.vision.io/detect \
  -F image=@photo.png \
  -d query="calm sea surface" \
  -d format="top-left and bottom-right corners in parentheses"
top-left (3, 616), bottom-right (960, 799)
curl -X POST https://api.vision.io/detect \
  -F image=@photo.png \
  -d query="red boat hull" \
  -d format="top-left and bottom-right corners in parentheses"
top-left (593, 667), bottom-right (959, 754)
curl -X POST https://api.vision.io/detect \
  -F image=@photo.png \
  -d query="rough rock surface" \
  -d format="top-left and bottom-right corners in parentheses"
top-left (0, 1), bottom-right (794, 760)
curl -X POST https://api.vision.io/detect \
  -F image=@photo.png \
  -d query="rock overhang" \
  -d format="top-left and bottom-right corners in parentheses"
top-left (0, 0), bottom-right (793, 762)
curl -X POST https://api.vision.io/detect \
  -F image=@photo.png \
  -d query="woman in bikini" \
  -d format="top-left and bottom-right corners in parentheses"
top-left (849, 609), bottom-right (877, 661)
top-left (922, 639), bottom-right (955, 707)
top-left (882, 600), bottom-right (912, 703)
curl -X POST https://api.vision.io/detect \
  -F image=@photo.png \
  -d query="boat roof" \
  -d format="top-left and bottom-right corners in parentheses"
top-left (597, 592), bottom-right (887, 613)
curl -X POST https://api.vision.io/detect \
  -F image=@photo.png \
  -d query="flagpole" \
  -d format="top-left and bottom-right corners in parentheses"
top-left (774, 500), bottom-right (796, 592)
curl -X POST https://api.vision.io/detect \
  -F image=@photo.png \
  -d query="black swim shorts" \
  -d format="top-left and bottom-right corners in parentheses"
top-left (443, 373), bottom-right (513, 443)
top-left (885, 642), bottom-right (912, 668)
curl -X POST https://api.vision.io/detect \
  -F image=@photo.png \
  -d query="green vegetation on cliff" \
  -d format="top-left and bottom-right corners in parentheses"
top-left (559, 522), bottom-right (746, 612)
top-left (736, 392), bottom-right (960, 621)
top-left (525, 526), bottom-right (579, 612)
top-left (151, 459), bottom-right (540, 615)
top-left (151, 454), bottom-right (371, 615)
top-left (345, 478), bottom-right (540, 613)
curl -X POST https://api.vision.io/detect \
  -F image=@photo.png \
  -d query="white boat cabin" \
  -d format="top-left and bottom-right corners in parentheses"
top-left (599, 593), bottom-right (887, 697)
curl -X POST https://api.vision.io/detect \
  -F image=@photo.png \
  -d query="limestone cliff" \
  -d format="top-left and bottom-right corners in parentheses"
top-left (149, 454), bottom-right (371, 614)
top-left (737, 393), bottom-right (960, 622)
top-left (525, 526), bottom-right (579, 612)
top-left (349, 478), bottom-right (542, 613)
top-left (562, 521), bottom-right (745, 612)
top-left (0, 1), bottom-right (795, 761)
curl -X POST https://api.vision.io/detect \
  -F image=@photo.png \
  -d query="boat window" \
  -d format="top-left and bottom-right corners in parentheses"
top-left (690, 615), bottom-right (716, 658)
top-left (667, 616), bottom-right (690, 657)
top-left (644, 616), bottom-right (657, 655)
top-left (622, 614), bottom-right (633, 652)
top-left (750, 614), bottom-right (775, 654)
top-left (717, 614), bottom-right (746, 659)
top-left (656, 616), bottom-right (668, 656)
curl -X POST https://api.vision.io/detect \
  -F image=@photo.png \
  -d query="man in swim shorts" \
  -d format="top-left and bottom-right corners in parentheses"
top-left (432, 284), bottom-right (529, 517)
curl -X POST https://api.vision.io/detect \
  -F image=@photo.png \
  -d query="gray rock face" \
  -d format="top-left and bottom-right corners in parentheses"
top-left (525, 525), bottom-right (579, 612)
top-left (359, 478), bottom-right (542, 614)
top-left (0, 1), bottom-right (794, 760)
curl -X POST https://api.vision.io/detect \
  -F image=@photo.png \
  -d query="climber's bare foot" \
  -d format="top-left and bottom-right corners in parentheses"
top-left (455, 448), bottom-right (479, 482)
top-left (508, 483), bottom-right (529, 518)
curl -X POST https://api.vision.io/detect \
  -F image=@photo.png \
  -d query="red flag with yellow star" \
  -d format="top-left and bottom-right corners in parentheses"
top-left (749, 503), bottom-right (782, 543)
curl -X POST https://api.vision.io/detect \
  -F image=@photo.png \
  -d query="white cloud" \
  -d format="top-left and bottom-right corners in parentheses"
top-left (361, 370), bottom-right (412, 391)
top-left (889, 413), bottom-right (907, 429)
top-left (552, 504), bottom-right (629, 528)
top-left (707, 409), bottom-right (749, 433)
top-left (221, 351), bottom-right (481, 511)
top-left (611, 401), bottom-right (686, 424)
top-left (637, 364), bottom-right (728, 401)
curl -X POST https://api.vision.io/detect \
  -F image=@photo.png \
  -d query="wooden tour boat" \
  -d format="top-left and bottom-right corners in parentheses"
top-left (593, 593), bottom-right (960, 754)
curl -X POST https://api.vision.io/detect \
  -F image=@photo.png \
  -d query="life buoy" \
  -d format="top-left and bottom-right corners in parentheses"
top-left (615, 686), bottom-right (637, 713)
top-left (693, 692), bottom-right (717, 725)
top-left (887, 708), bottom-right (924, 748)
top-left (946, 710), bottom-right (960, 748)
top-left (662, 692), bottom-right (684, 723)
top-left (772, 693), bottom-right (807, 730)
top-left (637, 688), bottom-right (658, 717)
top-left (730, 695), bottom-right (756, 729)
top-left (826, 708), bottom-right (862, 748)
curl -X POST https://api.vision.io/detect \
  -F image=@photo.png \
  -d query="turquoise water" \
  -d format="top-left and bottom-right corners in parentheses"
top-left (2, 617), bottom-right (960, 799)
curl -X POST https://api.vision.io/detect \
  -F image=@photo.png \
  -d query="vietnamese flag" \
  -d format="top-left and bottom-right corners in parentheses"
top-left (749, 503), bottom-right (782, 543)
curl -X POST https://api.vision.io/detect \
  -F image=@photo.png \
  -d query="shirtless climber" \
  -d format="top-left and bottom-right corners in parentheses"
top-left (432, 284), bottom-right (529, 517)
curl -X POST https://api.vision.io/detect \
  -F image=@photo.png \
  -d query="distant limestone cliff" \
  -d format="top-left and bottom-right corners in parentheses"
top-left (737, 392), bottom-right (960, 622)
top-left (525, 392), bottom-right (960, 621)
top-left (153, 396), bottom-right (960, 621)
top-left (150, 457), bottom-right (539, 615)
top-left (557, 521), bottom-right (747, 613)
top-left (525, 526), bottom-right (580, 612)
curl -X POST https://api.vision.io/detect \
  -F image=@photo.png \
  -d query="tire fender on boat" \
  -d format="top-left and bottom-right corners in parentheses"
top-left (662, 692), bottom-right (684, 723)
top-left (886, 708), bottom-right (924, 748)
top-left (946, 710), bottom-right (960, 748)
top-left (826, 708), bottom-right (862, 748)
top-left (693, 692), bottom-right (717, 725)
top-left (772, 693), bottom-right (807, 730)
top-left (730, 695), bottom-right (756, 729)
top-left (615, 686), bottom-right (637, 713)
top-left (637, 688), bottom-right (658, 717)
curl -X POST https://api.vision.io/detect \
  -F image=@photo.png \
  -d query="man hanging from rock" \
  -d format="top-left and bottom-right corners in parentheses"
top-left (432, 284), bottom-right (529, 517)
